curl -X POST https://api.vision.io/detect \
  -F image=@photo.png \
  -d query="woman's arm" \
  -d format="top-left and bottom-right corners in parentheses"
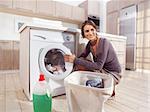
top-left (64, 42), bottom-right (91, 63)
top-left (74, 39), bottom-right (110, 71)
top-left (78, 42), bottom-right (91, 58)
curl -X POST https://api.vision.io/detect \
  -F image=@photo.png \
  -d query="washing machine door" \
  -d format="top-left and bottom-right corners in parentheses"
top-left (39, 44), bottom-right (73, 80)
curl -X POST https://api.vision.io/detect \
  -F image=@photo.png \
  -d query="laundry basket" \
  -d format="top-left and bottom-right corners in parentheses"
top-left (64, 71), bottom-right (114, 112)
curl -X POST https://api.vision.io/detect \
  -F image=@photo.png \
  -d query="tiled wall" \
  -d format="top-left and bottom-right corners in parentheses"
top-left (0, 40), bottom-right (19, 70)
top-left (136, 0), bottom-right (150, 69)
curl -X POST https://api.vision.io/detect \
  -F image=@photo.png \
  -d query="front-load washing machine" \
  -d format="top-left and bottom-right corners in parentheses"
top-left (20, 26), bottom-right (78, 100)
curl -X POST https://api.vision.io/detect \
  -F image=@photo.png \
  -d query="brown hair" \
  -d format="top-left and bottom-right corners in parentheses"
top-left (81, 20), bottom-right (97, 38)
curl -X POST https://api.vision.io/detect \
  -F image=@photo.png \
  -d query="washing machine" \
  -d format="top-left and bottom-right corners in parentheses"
top-left (20, 27), bottom-right (78, 100)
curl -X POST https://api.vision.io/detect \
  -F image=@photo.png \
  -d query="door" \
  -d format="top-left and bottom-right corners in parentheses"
top-left (119, 5), bottom-right (137, 70)
top-left (39, 45), bottom-right (73, 80)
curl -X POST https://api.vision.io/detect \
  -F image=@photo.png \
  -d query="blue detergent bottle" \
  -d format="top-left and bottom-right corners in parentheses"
top-left (33, 73), bottom-right (52, 112)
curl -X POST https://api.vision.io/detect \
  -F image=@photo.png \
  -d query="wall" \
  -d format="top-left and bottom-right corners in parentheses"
top-left (0, 13), bottom-right (19, 40)
top-left (136, 0), bottom-right (150, 70)
top-left (0, 12), bottom-right (33, 40)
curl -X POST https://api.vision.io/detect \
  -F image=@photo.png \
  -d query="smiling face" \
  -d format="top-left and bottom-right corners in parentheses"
top-left (83, 25), bottom-right (97, 41)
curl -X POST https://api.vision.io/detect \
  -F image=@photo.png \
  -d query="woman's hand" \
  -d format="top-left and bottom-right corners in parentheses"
top-left (64, 54), bottom-right (76, 63)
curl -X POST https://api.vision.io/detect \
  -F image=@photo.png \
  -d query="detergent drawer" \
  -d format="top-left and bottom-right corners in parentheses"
top-left (30, 29), bottom-right (64, 42)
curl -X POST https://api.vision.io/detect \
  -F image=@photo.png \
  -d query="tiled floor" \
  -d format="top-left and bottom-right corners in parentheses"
top-left (0, 70), bottom-right (150, 112)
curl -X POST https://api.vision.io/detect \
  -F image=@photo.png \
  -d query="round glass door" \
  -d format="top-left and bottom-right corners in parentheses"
top-left (45, 49), bottom-right (66, 74)
top-left (39, 45), bottom-right (73, 80)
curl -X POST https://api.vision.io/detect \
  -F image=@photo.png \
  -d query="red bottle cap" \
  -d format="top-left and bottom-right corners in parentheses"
top-left (39, 73), bottom-right (45, 81)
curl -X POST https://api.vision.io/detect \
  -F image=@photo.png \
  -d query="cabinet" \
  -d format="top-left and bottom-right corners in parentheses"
top-left (0, 0), bottom-right (12, 8)
top-left (100, 33), bottom-right (127, 74)
top-left (107, 0), bottom-right (119, 13)
top-left (0, 40), bottom-right (19, 70)
top-left (13, 41), bottom-right (19, 70)
top-left (0, 41), bottom-right (13, 70)
top-left (0, 0), bottom-right (85, 24)
top-left (88, 0), bottom-right (100, 17)
top-left (119, 0), bottom-right (137, 10)
top-left (138, 0), bottom-right (144, 2)
top-left (106, 12), bottom-right (119, 35)
top-left (55, 1), bottom-right (72, 19)
top-left (36, 0), bottom-right (55, 16)
top-left (71, 6), bottom-right (85, 21)
top-left (36, 0), bottom-right (85, 22)
top-left (107, 0), bottom-right (138, 12)
top-left (79, 0), bottom-right (100, 17)
top-left (13, 0), bottom-right (36, 13)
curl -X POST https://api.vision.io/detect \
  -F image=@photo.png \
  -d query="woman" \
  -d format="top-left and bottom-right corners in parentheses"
top-left (64, 20), bottom-right (122, 98)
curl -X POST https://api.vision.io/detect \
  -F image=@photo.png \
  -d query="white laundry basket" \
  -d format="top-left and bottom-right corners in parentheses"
top-left (64, 71), bottom-right (114, 112)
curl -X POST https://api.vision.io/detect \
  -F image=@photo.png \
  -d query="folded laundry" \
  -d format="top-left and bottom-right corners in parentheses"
top-left (86, 78), bottom-right (104, 88)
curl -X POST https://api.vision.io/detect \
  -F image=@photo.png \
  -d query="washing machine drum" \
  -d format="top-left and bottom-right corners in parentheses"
top-left (39, 45), bottom-right (73, 80)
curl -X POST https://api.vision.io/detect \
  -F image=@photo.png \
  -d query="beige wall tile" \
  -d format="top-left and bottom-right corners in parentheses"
top-left (137, 2), bottom-right (144, 18)
top-left (136, 62), bottom-right (143, 69)
top-left (136, 48), bottom-right (143, 57)
top-left (137, 19), bottom-right (144, 33)
top-left (145, 17), bottom-right (150, 31)
top-left (143, 58), bottom-right (150, 63)
top-left (143, 63), bottom-right (150, 69)
top-left (0, 94), bottom-right (5, 112)
top-left (144, 33), bottom-right (150, 47)
top-left (136, 57), bottom-right (143, 62)
top-left (106, 12), bottom-right (118, 34)
top-left (136, 33), bottom-right (144, 48)
top-left (143, 49), bottom-right (150, 58)
top-left (145, 0), bottom-right (150, 16)
top-left (117, 54), bottom-right (126, 65)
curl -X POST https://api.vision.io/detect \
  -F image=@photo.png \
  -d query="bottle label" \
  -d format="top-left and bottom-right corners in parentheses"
top-left (33, 94), bottom-right (52, 112)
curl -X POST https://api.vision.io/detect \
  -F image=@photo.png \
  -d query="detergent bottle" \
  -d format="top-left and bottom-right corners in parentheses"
top-left (32, 73), bottom-right (52, 112)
